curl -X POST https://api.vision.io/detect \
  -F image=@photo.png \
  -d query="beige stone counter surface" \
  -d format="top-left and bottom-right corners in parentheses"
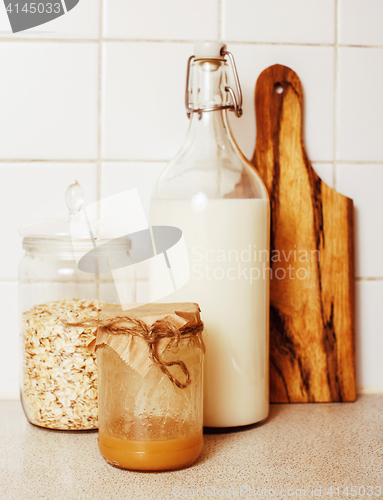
top-left (0, 395), bottom-right (382, 500)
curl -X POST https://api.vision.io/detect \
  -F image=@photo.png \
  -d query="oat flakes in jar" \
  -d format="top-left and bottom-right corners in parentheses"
top-left (18, 181), bottom-right (128, 431)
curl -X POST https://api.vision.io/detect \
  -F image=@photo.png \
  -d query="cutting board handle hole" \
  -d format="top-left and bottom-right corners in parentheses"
top-left (274, 83), bottom-right (284, 94)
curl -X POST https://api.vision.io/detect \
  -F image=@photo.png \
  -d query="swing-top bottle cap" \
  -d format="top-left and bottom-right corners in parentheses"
top-left (194, 42), bottom-right (225, 60)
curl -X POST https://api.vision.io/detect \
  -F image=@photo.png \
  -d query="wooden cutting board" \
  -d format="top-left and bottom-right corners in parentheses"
top-left (251, 64), bottom-right (356, 402)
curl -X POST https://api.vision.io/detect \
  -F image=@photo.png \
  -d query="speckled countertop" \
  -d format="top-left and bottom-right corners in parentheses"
top-left (1, 395), bottom-right (382, 500)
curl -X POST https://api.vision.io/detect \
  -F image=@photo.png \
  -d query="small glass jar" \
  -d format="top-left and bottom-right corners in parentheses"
top-left (19, 182), bottom-right (128, 431)
top-left (97, 304), bottom-right (204, 471)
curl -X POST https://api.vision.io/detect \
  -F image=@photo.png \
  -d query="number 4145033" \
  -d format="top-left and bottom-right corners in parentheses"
top-left (326, 487), bottom-right (381, 497)
top-left (5, 3), bottom-right (62, 14)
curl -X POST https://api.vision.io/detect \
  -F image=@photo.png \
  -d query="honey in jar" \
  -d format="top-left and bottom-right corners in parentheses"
top-left (96, 303), bottom-right (204, 471)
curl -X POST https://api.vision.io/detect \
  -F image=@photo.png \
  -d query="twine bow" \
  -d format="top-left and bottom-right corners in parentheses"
top-left (62, 315), bottom-right (204, 389)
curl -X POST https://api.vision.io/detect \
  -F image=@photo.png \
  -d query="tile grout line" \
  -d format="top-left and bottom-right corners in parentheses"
top-left (218, 0), bottom-right (223, 42)
top-left (97, 0), bottom-right (104, 204)
top-left (1, 158), bottom-right (382, 165)
top-left (95, 158), bottom-right (169, 164)
top-left (356, 388), bottom-right (383, 395)
top-left (2, 37), bottom-right (383, 48)
top-left (329, 160), bottom-right (383, 165)
top-left (333, 0), bottom-right (339, 190)
top-left (0, 158), bottom-right (167, 164)
top-left (0, 35), bottom-right (382, 49)
top-left (0, 159), bottom-right (97, 163)
top-left (338, 43), bottom-right (383, 50)
top-left (355, 277), bottom-right (383, 282)
top-left (1, 277), bottom-right (382, 283)
top-left (312, 160), bottom-right (336, 165)
top-left (0, 37), bottom-right (98, 43)
top-left (78, 39), bottom-right (338, 47)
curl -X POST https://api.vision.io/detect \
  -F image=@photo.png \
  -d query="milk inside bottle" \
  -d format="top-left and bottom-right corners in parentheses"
top-left (150, 42), bottom-right (270, 427)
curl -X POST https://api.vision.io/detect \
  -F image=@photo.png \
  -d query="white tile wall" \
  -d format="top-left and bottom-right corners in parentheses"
top-left (355, 281), bottom-right (383, 391)
top-left (101, 161), bottom-right (166, 220)
top-left (0, 1), bottom-right (382, 397)
top-left (228, 45), bottom-right (334, 161)
top-left (339, 0), bottom-right (383, 47)
top-left (103, 0), bottom-right (218, 40)
top-left (0, 163), bottom-right (97, 281)
top-left (312, 163), bottom-right (334, 188)
top-left (0, 283), bottom-right (19, 399)
top-left (102, 161), bottom-right (166, 283)
top-left (337, 164), bottom-right (383, 278)
top-left (337, 47), bottom-right (383, 162)
top-left (0, 42), bottom-right (98, 159)
top-left (223, 0), bottom-right (335, 44)
top-left (102, 42), bottom-right (192, 160)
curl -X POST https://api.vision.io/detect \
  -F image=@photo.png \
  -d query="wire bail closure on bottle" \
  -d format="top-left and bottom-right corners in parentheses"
top-left (185, 45), bottom-right (243, 119)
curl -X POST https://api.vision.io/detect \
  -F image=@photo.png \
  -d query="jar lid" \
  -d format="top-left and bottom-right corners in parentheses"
top-left (19, 181), bottom-right (92, 240)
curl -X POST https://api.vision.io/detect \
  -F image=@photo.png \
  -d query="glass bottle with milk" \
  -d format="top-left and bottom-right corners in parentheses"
top-left (150, 42), bottom-right (270, 427)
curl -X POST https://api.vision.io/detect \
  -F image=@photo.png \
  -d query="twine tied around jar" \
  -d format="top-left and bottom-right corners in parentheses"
top-left (62, 303), bottom-right (204, 390)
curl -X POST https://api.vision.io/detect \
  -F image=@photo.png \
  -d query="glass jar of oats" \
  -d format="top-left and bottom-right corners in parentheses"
top-left (18, 181), bottom-right (131, 431)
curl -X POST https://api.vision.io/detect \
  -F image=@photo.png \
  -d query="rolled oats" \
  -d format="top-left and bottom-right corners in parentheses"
top-left (21, 298), bottom-right (105, 430)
